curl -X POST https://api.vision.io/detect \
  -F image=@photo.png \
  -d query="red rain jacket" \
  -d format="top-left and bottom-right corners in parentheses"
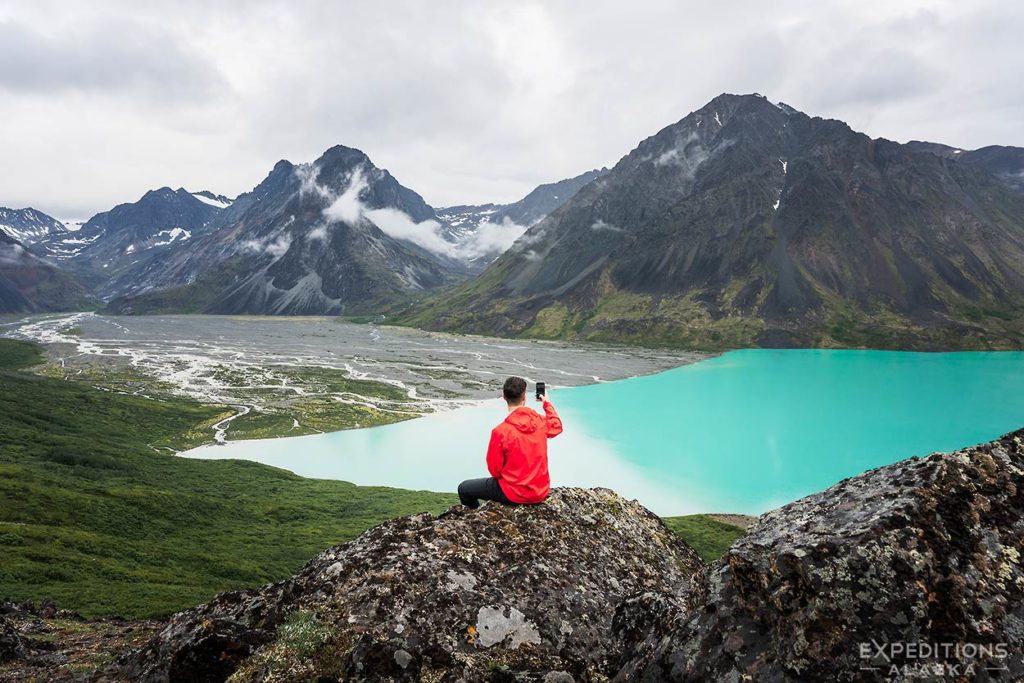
top-left (486, 402), bottom-right (563, 503)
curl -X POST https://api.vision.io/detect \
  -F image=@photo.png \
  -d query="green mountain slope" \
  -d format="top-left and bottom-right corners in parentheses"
top-left (394, 94), bottom-right (1024, 350)
top-left (0, 339), bottom-right (454, 618)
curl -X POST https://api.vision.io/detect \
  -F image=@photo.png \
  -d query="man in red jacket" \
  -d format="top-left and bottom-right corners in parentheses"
top-left (458, 376), bottom-right (563, 508)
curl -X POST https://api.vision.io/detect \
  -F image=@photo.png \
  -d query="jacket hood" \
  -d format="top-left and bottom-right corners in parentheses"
top-left (505, 406), bottom-right (542, 433)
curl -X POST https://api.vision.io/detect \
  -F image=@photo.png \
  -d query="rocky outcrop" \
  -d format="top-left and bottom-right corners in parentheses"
top-left (616, 428), bottom-right (1024, 681)
top-left (0, 600), bottom-right (160, 681)
top-left (113, 488), bottom-right (703, 682)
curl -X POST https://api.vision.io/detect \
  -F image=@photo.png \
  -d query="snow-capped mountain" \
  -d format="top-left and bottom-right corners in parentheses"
top-left (104, 145), bottom-right (466, 315)
top-left (0, 207), bottom-right (68, 245)
top-left (39, 187), bottom-right (234, 297)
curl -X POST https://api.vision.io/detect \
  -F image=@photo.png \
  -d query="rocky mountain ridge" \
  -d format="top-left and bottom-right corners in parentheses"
top-left (0, 207), bottom-right (68, 245)
top-left (396, 93), bottom-right (1024, 350)
top-left (38, 186), bottom-right (233, 299)
top-left (100, 147), bottom-right (606, 316)
top-left (101, 146), bottom-right (467, 315)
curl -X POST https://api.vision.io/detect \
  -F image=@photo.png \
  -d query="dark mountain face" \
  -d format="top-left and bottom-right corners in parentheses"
top-left (0, 207), bottom-right (67, 245)
top-left (439, 168), bottom-right (610, 234)
top-left (39, 187), bottom-right (229, 298)
top-left (906, 141), bottom-right (1024, 193)
top-left (0, 230), bottom-right (95, 313)
top-left (496, 167), bottom-right (610, 226)
top-left (399, 94), bottom-right (1024, 350)
top-left (961, 146), bottom-right (1024, 193)
top-left (104, 146), bottom-right (463, 316)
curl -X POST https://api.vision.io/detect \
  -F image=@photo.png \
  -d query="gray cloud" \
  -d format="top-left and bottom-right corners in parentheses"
top-left (0, 19), bottom-right (223, 98)
top-left (0, 0), bottom-right (1021, 220)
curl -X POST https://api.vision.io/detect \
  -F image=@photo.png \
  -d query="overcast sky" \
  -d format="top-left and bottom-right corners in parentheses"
top-left (1, 0), bottom-right (1022, 219)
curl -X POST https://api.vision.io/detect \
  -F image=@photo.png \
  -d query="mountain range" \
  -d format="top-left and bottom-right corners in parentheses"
top-left (395, 94), bottom-right (1024, 350)
top-left (0, 207), bottom-right (69, 245)
top-left (4, 93), bottom-right (1024, 349)
top-left (100, 148), bottom-right (603, 315)
top-left (437, 167), bottom-right (608, 243)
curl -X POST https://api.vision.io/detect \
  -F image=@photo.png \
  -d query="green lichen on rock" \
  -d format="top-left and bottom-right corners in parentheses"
top-left (615, 429), bottom-right (1024, 681)
top-left (113, 488), bottom-right (703, 682)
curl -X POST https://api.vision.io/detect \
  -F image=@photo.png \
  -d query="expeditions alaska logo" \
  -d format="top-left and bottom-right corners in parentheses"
top-left (859, 640), bottom-right (1010, 679)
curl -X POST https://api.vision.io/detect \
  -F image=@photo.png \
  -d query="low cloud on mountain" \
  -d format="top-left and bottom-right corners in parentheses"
top-left (313, 166), bottom-right (527, 261)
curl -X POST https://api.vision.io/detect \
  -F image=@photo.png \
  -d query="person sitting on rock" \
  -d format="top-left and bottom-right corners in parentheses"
top-left (458, 376), bottom-right (563, 508)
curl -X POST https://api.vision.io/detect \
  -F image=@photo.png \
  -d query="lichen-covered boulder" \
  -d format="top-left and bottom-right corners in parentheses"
top-left (114, 488), bottom-right (703, 682)
top-left (615, 429), bottom-right (1024, 682)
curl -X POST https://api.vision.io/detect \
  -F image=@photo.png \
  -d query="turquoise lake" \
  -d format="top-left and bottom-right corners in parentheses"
top-left (182, 349), bottom-right (1024, 515)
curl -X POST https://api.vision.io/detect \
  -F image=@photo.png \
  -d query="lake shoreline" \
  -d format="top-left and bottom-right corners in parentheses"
top-left (179, 348), bottom-right (1024, 517)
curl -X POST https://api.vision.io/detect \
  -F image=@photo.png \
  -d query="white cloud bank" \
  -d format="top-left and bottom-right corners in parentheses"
top-left (459, 218), bottom-right (530, 260)
top-left (314, 166), bottom-right (528, 261)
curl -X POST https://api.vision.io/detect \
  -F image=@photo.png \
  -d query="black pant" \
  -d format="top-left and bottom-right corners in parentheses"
top-left (458, 477), bottom-right (513, 509)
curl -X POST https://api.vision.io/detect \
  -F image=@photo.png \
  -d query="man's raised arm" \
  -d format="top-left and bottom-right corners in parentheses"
top-left (543, 399), bottom-right (563, 438)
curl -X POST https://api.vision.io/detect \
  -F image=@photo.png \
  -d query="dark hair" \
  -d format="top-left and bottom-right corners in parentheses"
top-left (502, 376), bottom-right (527, 403)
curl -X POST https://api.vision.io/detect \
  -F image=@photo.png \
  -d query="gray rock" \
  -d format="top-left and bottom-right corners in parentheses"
top-left (113, 487), bottom-right (702, 682)
top-left (615, 428), bottom-right (1024, 681)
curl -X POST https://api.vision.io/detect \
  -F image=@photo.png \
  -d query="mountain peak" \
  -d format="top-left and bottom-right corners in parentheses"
top-left (402, 93), bottom-right (1024, 349)
top-left (0, 206), bottom-right (68, 244)
top-left (315, 144), bottom-right (372, 169)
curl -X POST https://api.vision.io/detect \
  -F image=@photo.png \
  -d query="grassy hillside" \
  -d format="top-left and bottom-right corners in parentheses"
top-left (0, 338), bottom-right (742, 620)
top-left (662, 514), bottom-right (748, 562)
top-left (0, 339), bottom-right (455, 618)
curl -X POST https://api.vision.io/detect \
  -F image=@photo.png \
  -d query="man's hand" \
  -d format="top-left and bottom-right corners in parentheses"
top-left (538, 390), bottom-right (550, 404)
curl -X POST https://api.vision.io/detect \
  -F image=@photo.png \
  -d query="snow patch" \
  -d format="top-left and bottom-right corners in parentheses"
top-left (154, 228), bottom-right (191, 246)
top-left (191, 193), bottom-right (232, 209)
